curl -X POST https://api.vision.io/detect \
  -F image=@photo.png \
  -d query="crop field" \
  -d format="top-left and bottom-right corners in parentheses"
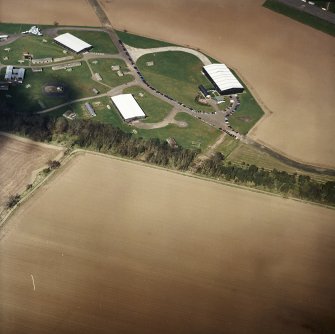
top-left (0, 64), bottom-right (109, 113)
top-left (88, 58), bottom-right (134, 87)
top-left (0, 0), bottom-right (100, 26)
top-left (1, 153), bottom-right (335, 334)
top-left (0, 134), bottom-right (62, 211)
top-left (136, 51), bottom-right (215, 112)
top-left (123, 86), bottom-right (173, 123)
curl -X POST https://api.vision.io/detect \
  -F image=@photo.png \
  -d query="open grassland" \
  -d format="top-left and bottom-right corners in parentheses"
top-left (0, 23), bottom-right (53, 35)
top-left (61, 30), bottom-right (118, 54)
top-left (116, 30), bottom-right (175, 48)
top-left (48, 97), bottom-right (130, 132)
top-left (123, 86), bottom-right (173, 123)
top-left (103, 0), bottom-right (335, 168)
top-left (136, 51), bottom-right (215, 112)
top-left (0, 0), bottom-right (100, 26)
top-left (88, 58), bottom-right (134, 87)
top-left (1, 153), bottom-right (335, 334)
top-left (0, 35), bottom-right (70, 65)
top-left (0, 64), bottom-right (108, 113)
top-left (263, 0), bottom-right (335, 36)
top-left (0, 134), bottom-right (61, 210)
top-left (218, 136), bottom-right (335, 182)
top-left (137, 112), bottom-right (221, 150)
top-left (228, 71), bottom-right (264, 135)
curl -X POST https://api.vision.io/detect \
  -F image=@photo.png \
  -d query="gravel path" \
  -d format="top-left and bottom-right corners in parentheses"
top-left (133, 108), bottom-right (187, 130)
top-left (124, 44), bottom-right (212, 65)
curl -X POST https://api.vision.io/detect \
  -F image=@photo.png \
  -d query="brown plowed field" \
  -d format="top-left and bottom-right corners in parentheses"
top-left (0, 134), bottom-right (62, 210)
top-left (0, 0), bottom-right (99, 26)
top-left (1, 153), bottom-right (334, 333)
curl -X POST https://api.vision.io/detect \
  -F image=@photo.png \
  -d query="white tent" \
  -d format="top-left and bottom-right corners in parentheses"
top-left (111, 94), bottom-right (146, 121)
top-left (54, 33), bottom-right (92, 53)
top-left (203, 64), bottom-right (243, 94)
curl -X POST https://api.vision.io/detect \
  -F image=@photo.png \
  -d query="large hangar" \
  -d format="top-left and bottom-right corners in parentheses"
top-left (54, 33), bottom-right (92, 53)
top-left (203, 64), bottom-right (244, 95)
top-left (111, 94), bottom-right (146, 122)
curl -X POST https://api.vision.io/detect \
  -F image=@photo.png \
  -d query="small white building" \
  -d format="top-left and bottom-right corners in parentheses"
top-left (54, 33), bottom-right (92, 53)
top-left (5, 66), bottom-right (25, 83)
top-left (111, 94), bottom-right (146, 122)
top-left (0, 35), bottom-right (9, 41)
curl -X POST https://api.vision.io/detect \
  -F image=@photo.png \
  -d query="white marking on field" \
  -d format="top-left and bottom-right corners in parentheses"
top-left (30, 274), bottom-right (36, 291)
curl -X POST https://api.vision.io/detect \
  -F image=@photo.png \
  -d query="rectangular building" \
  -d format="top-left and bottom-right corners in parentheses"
top-left (5, 66), bottom-right (25, 83)
top-left (54, 33), bottom-right (92, 53)
top-left (203, 64), bottom-right (244, 95)
top-left (111, 94), bottom-right (146, 122)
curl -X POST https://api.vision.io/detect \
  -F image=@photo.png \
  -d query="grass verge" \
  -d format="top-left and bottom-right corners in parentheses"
top-left (116, 30), bottom-right (175, 48)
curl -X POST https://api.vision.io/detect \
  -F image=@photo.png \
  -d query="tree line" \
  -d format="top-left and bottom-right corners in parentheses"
top-left (196, 152), bottom-right (335, 204)
top-left (0, 104), bottom-right (334, 206)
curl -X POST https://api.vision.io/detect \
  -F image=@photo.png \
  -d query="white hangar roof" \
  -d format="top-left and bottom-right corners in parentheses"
top-left (111, 94), bottom-right (146, 121)
top-left (203, 63), bottom-right (243, 92)
top-left (54, 33), bottom-right (92, 53)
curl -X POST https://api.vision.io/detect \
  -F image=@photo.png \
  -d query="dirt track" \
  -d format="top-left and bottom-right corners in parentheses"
top-left (0, 153), bottom-right (335, 334)
top-left (0, 134), bottom-right (62, 211)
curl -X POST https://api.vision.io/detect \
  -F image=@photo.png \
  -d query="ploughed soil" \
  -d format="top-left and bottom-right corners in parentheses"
top-left (1, 153), bottom-right (334, 334)
top-left (0, 134), bottom-right (62, 210)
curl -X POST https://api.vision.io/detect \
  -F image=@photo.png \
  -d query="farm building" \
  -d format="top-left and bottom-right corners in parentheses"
top-left (4, 66), bottom-right (25, 83)
top-left (54, 33), bottom-right (92, 53)
top-left (111, 94), bottom-right (146, 122)
top-left (84, 103), bottom-right (96, 117)
top-left (203, 64), bottom-right (244, 95)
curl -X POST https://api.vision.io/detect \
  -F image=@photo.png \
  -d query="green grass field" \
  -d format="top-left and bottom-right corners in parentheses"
top-left (136, 112), bottom-right (221, 150)
top-left (228, 85), bottom-right (264, 135)
top-left (263, 0), bottom-right (335, 36)
top-left (88, 58), bottom-right (134, 87)
top-left (137, 51), bottom-right (215, 112)
top-left (123, 86), bottom-right (172, 123)
top-left (0, 23), bottom-right (53, 34)
top-left (217, 136), bottom-right (335, 182)
top-left (0, 63), bottom-right (108, 113)
top-left (116, 30), bottom-right (175, 48)
top-left (48, 96), bottom-right (131, 132)
top-left (0, 35), bottom-right (70, 65)
top-left (60, 30), bottom-right (118, 54)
